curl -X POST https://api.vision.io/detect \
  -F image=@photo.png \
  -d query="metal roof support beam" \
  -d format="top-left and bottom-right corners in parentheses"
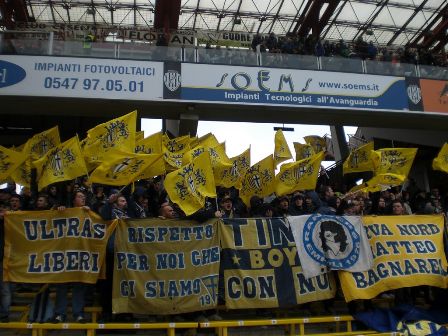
top-left (422, 16), bottom-right (448, 49)
top-left (314, 0), bottom-right (340, 38)
top-left (408, 2), bottom-right (448, 47)
top-left (387, 0), bottom-right (429, 45)
top-left (154, 0), bottom-right (181, 31)
top-left (292, 0), bottom-right (314, 34)
top-left (297, 0), bottom-right (324, 37)
top-left (0, 0), bottom-right (29, 28)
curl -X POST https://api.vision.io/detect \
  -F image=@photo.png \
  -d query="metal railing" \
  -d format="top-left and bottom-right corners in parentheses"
top-left (0, 33), bottom-right (447, 79)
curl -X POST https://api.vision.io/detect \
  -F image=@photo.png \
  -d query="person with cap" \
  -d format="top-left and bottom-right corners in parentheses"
top-left (218, 195), bottom-right (239, 219)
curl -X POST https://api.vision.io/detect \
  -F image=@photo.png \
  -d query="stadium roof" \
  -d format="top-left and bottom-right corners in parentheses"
top-left (2, 0), bottom-right (447, 49)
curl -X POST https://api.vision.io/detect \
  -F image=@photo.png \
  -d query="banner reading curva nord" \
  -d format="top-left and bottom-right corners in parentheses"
top-left (112, 218), bottom-right (220, 315)
top-left (339, 215), bottom-right (448, 301)
top-left (3, 208), bottom-right (116, 283)
top-left (220, 217), bottom-right (336, 309)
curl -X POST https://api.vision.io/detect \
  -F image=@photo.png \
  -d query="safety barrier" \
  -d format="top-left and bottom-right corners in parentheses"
top-left (198, 316), bottom-right (403, 336)
top-left (0, 321), bottom-right (198, 336)
top-left (0, 314), bottom-right (404, 336)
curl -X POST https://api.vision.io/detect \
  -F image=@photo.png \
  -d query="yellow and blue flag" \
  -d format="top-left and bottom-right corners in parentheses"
top-left (275, 152), bottom-right (324, 196)
top-left (343, 142), bottom-right (375, 175)
top-left (33, 136), bottom-right (88, 191)
top-left (293, 142), bottom-right (315, 161)
top-left (0, 146), bottom-right (29, 182)
top-left (135, 131), bottom-right (163, 154)
top-left (239, 155), bottom-right (275, 206)
top-left (164, 152), bottom-right (216, 216)
top-left (23, 126), bottom-right (60, 160)
top-left (89, 150), bottom-right (164, 186)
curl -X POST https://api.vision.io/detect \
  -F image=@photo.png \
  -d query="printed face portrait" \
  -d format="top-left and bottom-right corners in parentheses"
top-left (319, 220), bottom-right (348, 257)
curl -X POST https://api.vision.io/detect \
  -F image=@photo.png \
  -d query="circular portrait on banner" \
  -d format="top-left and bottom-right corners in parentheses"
top-left (303, 214), bottom-right (361, 269)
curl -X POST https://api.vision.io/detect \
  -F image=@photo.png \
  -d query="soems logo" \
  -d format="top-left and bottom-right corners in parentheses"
top-left (303, 214), bottom-right (360, 269)
top-left (0, 60), bottom-right (26, 88)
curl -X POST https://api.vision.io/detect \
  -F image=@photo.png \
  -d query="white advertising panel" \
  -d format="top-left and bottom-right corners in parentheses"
top-left (0, 56), bottom-right (164, 100)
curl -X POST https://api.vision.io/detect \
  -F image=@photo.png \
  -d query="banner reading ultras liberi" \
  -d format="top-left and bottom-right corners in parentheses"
top-left (3, 208), bottom-right (116, 283)
top-left (220, 218), bottom-right (336, 309)
top-left (339, 215), bottom-right (448, 301)
top-left (112, 218), bottom-right (220, 315)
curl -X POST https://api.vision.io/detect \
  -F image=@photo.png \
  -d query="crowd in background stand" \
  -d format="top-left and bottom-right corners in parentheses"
top-left (249, 32), bottom-right (446, 68)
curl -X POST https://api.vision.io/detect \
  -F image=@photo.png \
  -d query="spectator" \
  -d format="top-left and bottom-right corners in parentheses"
top-left (0, 202), bottom-right (11, 322)
top-left (50, 191), bottom-right (89, 323)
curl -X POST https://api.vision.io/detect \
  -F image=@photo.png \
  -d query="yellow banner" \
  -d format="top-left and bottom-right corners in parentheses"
top-left (339, 215), bottom-right (448, 301)
top-left (113, 218), bottom-right (220, 315)
top-left (3, 208), bottom-right (116, 284)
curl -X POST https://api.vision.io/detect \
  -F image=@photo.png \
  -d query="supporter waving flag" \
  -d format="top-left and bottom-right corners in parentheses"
top-left (164, 151), bottom-right (216, 216)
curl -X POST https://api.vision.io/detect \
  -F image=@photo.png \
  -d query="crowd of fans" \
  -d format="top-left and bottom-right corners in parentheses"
top-left (0, 173), bottom-right (447, 323)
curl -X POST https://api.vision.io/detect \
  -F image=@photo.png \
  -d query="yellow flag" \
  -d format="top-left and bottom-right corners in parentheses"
top-left (215, 147), bottom-right (251, 189)
top-left (84, 111), bottom-right (137, 162)
top-left (136, 131), bottom-right (145, 142)
top-left (33, 136), bottom-right (88, 191)
top-left (304, 135), bottom-right (326, 154)
top-left (164, 152), bottom-right (216, 216)
top-left (373, 148), bottom-right (417, 178)
top-left (89, 150), bottom-right (164, 186)
top-left (348, 174), bottom-right (404, 194)
top-left (23, 126), bottom-right (60, 160)
top-left (162, 134), bottom-right (191, 171)
top-left (275, 152), bottom-right (324, 196)
top-left (197, 133), bottom-right (220, 149)
top-left (162, 134), bottom-right (191, 153)
top-left (135, 131), bottom-right (162, 154)
top-left (11, 159), bottom-right (32, 188)
top-left (294, 142), bottom-right (315, 161)
top-left (0, 146), bottom-right (29, 181)
top-left (239, 155), bottom-right (275, 206)
top-left (343, 142), bottom-right (375, 175)
top-left (164, 151), bottom-right (186, 171)
top-left (432, 143), bottom-right (448, 174)
top-left (274, 129), bottom-right (292, 166)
